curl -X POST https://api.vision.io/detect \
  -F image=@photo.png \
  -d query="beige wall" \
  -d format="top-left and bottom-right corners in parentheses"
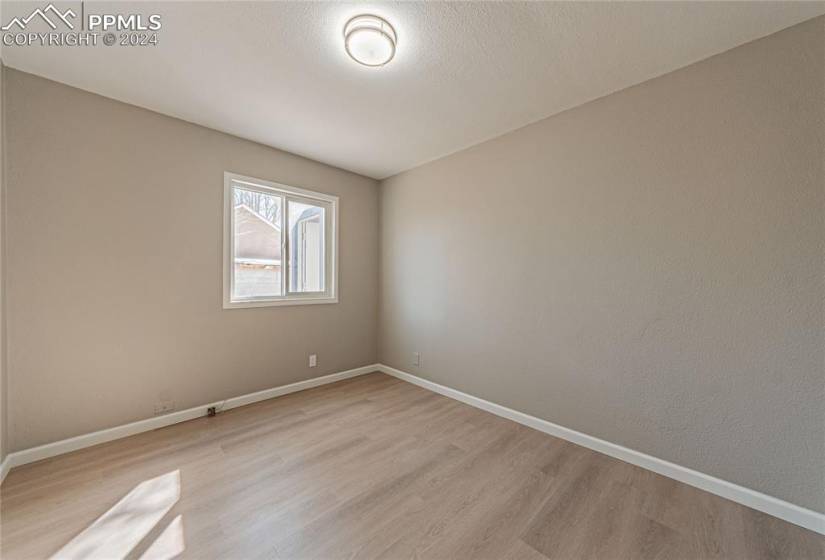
top-left (380, 17), bottom-right (825, 512)
top-left (5, 69), bottom-right (379, 451)
top-left (1, 62), bottom-right (6, 465)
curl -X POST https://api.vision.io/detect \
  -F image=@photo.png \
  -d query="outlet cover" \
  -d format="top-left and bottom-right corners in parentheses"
top-left (413, 352), bottom-right (421, 367)
top-left (309, 354), bottom-right (317, 367)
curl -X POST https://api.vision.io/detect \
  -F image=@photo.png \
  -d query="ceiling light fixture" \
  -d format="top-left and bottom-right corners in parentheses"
top-left (343, 14), bottom-right (397, 67)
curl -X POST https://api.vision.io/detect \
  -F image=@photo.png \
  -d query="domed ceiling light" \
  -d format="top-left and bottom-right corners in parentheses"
top-left (344, 14), bottom-right (397, 67)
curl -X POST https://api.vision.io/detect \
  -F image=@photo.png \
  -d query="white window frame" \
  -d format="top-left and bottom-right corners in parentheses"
top-left (223, 172), bottom-right (339, 308)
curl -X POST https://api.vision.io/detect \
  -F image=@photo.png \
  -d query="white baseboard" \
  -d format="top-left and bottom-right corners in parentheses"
top-left (1, 364), bottom-right (379, 478)
top-left (378, 364), bottom-right (825, 536)
top-left (0, 454), bottom-right (11, 483)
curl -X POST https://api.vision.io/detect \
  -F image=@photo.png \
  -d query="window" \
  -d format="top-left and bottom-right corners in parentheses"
top-left (223, 172), bottom-right (338, 308)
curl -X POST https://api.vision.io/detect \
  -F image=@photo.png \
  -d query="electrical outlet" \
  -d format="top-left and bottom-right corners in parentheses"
top-left (154, 400), bottom-right (175, 415)
top-left (309, 354), bottom-right (317, 368)
top-left (413, 352), bottom-right (421, 367)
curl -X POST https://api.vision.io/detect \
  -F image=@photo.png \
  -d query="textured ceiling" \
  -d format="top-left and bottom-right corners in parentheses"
top-left (3, 1), bottom-right (824, 179)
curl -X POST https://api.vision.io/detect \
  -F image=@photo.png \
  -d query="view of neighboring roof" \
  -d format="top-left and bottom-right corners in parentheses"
top-left (234, 204), bottom-right (281, 262)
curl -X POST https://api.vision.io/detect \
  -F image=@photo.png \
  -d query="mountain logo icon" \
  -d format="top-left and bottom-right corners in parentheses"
top-left (2, 3), bottom-right (77, 31)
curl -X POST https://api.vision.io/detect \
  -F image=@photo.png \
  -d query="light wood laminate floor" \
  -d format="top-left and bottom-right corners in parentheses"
top-left (1, 372), bottom-right (823, 559)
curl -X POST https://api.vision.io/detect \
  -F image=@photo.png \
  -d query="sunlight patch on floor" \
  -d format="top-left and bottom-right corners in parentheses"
top-left (51, 470), bottom-right (182, 560)
top-left (138, 514), bottom-right (186, 560)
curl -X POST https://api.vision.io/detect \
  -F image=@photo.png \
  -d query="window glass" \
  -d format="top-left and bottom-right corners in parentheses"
top-left (225, 173), bottom-right (337, 308)
top-left (232, 187), bottom-right (283, 299)
top-left (288, 200), bottom-right (325, 293)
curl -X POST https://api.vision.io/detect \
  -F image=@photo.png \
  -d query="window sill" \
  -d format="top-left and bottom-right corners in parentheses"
top-left (223, 296), bottom-right (338, 309)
